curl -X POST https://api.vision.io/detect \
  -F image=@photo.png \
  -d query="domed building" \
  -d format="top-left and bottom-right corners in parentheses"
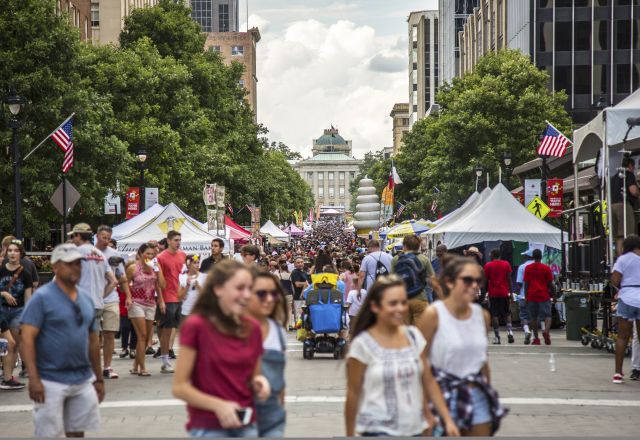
top-left (293, 127), bottom-right (362, 213)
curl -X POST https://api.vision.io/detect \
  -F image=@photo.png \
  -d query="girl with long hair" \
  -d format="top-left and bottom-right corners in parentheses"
top-left (247, 271), bottom-right (288, 437)
top-left (179, 255), bottom-right (205, 320)
top-left (126, 242), bottom-right (166, 376)
top-left (345, 275), bottom-right (459, 437)
top-left (173, 260), bottom-right (270, 438)
top-left (418, 256), bottom-right (508, 436)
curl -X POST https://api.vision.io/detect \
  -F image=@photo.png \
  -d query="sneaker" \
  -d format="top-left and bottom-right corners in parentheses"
top-left (492, 336), bottom-right (501, 345)
top-left (507, 333), bottom-right (514, 344)
top-left (153, 348), bottom-right (162, 359)
top-left (169, 349), bottom-right (176, 360)
top-left (524, 333), bottom-right (531, 345)
top-left (0, 377), bottom-right (25, 390)
top-left (145, 347), bottom-right (155, 355)
top-left (532, 337), bottom-right (541, 345)
top-left (543, 331), bottom-right (551, 345)
top-left (103, 367), bottom-right (119, 379)
top-left (630, 369), bottom-right (640, 381)
top-left (612, 373), bottom-right (624, 384)
top-left (161, 364), bottom-right (175, 374)
top-left (129, 349), bottom-right (136, 359)
top-left (119, 349), bottom-right (129, 359)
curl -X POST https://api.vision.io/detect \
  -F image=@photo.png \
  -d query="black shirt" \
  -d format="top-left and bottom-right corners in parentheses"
top-left (291, 269), bottom-right (310, 300)
top-left (0, 265), bottom-right (34, 308)
top-left (611, 169), bottom-right (638, 205)
top-left (199, 255), bottom-right (226, 274)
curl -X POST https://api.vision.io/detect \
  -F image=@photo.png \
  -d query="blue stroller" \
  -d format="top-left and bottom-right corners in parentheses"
top-left (302, 281), bottom-right (347, 360)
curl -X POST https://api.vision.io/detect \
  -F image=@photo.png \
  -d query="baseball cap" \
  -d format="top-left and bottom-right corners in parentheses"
top-left (51, 244), bottom-right (84, 264)
top-left (67, 222), bottom-right (93, 236)
top-left (521, 248), bottom-right (535, 257)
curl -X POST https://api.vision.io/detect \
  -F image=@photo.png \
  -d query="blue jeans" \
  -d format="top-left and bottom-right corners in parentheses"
top-left (617, 299), bottom-right (640, 321)
top-left (189, 425), bottom-right (258, 438)
top-left (259, 421), bottom-right (285, 438)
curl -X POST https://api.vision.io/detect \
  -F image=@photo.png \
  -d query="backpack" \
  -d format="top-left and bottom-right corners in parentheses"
top-left (363, 254), bottom-right (389, 290)
top-left (395, 253), bottom-right (426, 298)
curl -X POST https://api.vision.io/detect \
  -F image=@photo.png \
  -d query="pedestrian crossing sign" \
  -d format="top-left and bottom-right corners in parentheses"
top-left (527, 196), bottom-right (551, 220)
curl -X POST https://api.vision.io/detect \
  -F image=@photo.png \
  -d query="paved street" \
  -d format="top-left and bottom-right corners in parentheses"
top-left (0, 328), bottom-right (638, 437)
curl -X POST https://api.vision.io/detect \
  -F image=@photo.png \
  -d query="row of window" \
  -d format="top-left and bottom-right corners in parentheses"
top-left (307, 171), bottom-right (354, 181)
top-left (317, 187), bottom-right (346, 198)
top-left (539, 20), bottom-right (640, 52)
top-left (539, 0), bottom-right (638, 7)
top-left (551, 63), bottom-right (640, 95)
top-left (208, 45), bottom-right (244, 55)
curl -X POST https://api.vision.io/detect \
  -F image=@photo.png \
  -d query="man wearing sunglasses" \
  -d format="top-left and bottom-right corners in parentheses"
top-left (20, 244), bottom-right (104, 437)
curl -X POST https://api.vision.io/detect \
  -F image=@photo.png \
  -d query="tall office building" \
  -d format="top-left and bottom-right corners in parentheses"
top-left (408, 11), bottom-right (439, 126)
top-left (191, 0), bottom-right (239, 33)
top-left (90, 0), bottom-right (159, 45)
top-left (56, 0), bottom-right (92, 42)
top-left (458, 0), bottom-right (640, 125)
top-left (390, 103), bottom-right (410, 155)
top-left (439, 0), bottom-right (480, 85)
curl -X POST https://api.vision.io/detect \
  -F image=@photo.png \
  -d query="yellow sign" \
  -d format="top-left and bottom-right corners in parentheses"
top-left (527, 196), bottom-right (551, 219)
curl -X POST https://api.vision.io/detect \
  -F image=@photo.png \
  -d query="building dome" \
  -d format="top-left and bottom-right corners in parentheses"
top-left (316, 133), bottom-right (347, 146)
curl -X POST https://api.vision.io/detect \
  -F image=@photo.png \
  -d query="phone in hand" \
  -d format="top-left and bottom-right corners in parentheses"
top-left (235, 407), bottom-right (253, 426)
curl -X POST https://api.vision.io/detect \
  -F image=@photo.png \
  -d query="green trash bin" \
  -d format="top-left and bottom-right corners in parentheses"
top-left (565, 292), bottom-right (591, 341)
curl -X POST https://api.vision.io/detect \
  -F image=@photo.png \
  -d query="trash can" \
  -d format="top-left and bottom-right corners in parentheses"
top-left (565, 292), bottom-right (590, 341)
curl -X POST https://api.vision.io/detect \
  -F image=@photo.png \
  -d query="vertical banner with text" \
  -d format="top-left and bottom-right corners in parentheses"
top-left (125, 187), bottom-right (140, 219)
top-left (145, 187), bottom-right (159, 210)
top-left (546, 178), bottom-right (564, 218)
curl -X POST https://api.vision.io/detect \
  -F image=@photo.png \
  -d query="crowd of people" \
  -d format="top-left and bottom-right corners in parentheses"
top-left (1, 216), bottom-right (640, 437)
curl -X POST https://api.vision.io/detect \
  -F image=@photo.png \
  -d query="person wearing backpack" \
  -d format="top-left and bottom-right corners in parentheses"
top-left (357, 240), bottom-right (392, 294)
top-left (392, 235), bottom-right (434, 325)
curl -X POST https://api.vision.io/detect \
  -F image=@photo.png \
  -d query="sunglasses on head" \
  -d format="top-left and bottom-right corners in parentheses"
top-left (10, 239), bottom-right (22, 246)
top-left (72, 302), bottom-right (84, 327)
top-left (458, 276), bottom-right (483, 287)
top-left (255, 289), bottom-right (280, 301)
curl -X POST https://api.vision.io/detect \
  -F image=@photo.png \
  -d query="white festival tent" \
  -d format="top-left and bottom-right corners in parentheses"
top-left (424, 184), bottom-right (564, 250)
top-left (260, 220), bottom-right (289, 241)
top-left (111, 203), bottom-right (164, 240)
top-left (114, 203), bottom-right (229, 257)
top-left (432, 191), bottom-right (479, 227)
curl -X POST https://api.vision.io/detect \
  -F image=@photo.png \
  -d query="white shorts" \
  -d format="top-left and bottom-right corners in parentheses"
top-left (33, 379), bottom-right (100, 437)
top-left (128, 302), bottom-right (156, 321)
top-left (101, 302), bottom-right (120, 332)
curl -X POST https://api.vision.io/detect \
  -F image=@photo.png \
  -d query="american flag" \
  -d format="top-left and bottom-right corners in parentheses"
top-left (52, 118), bottom-right (74, 173)
top-left (395, 202), bottom-right (407, 219)
top-left (537, 123), bottom-right (571, 158)
top-left (226, 203), bottom-right (234, 216)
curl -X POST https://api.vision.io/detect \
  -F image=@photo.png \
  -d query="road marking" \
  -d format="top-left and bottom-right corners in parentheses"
top-left (2, 396), bottom-right (640, 413)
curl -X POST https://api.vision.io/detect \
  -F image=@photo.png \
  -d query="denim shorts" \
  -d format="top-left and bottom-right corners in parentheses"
top-left (517, 299), bottom-right (530, 322)
top-left (189, 424), bottom-right (258, 438)
top-left (617, 299), bottom-right (640, 321)
top-left (1, 307), bottom-right (24, 330)
top-left (527, 300), bottom-right (551, 320)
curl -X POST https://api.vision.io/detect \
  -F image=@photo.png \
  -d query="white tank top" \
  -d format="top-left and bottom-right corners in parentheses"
top-left (430, 301), bottom-right (488, 378)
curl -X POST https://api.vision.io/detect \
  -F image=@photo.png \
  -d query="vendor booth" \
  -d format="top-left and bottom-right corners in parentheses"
top-left (260, 220), bottom-right (289, 242)
top-left (283, 224), bottom-right (305, 237)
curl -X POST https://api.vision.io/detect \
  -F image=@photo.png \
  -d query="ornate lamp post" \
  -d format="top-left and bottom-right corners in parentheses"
top-left (137, 149), bottom-right (148, 212)
top-left (5, 87), bottom-right (26, 239)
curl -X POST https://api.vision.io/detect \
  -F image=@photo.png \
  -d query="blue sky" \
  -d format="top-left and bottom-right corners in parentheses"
top-left (240, 0), bottom-right (438, 158)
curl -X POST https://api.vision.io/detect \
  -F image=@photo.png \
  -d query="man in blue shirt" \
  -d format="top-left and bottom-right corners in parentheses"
top-left (20, 244), bottom-right (104, 437)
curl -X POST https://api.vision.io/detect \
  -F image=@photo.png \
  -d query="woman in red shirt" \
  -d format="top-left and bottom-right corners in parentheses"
top-left (173, 260), bottom-right (270, 438)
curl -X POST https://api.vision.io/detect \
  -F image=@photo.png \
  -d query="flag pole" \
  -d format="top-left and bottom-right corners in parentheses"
top-left (23, 113), bottom-right (75, 161)
top-left (62, 173), bottom-right (68, 239)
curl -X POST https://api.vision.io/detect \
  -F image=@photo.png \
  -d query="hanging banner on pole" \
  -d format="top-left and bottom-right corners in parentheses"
top-left (145, 187), bottom-right (159, 210)
top-left (524, 179), bottom-right (541, 207)
top-left (125, 187), bottom-right (140, 219)
top-left (203, 184), bottom-right (217, 206)
top-left (104, 191), bottom-right (121, 215)
top-left (207, 208), bottom-right (218, 232)
top-left (546, 179), bottom-right (563, 218)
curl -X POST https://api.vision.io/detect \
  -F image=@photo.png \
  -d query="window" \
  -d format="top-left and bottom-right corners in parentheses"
top-left (329, 187), bottom-right (335, 197)
top-left (318, 172), bottom-right (324, 181)
top-left (555, 22), bottom-right (572, 52)
top-left (538, 22), bottom-right (552, 52)
top-left (318, 187), bottom-right (324, 197)
top-left (328, 172), bottom-right (334, 181)
top-left (575, 22), bottom-right (591, 51)
top-left (307, 172), bottom-right (313, 181)
top-left (209, 45), bottom-right (221, 53)
top-left (593, 64), bottom-right (609, 96)
top-left (616, 21), bottom-right (632, 50)
top-left (339, 172), bottom-right (345, 181)
top-left (191, 0), bottom-right (213, 32)
top-left (218, 4), bottom-right (229, 32)
top-left (574, 65), bottom-right (591, 94)
top-left (594, 21), bottom-right (608, 51)
top-left (239, 79), bottom-right (245, 88)
top-left (339, 187), bottom-right (345, 197)
top-left (91, 2), bottom-right (99, 27)
top-left (556, 0), bottom-right (572, 6)
top-left (616, 64), bottom-right (632, 94)
top-left (232, 46), bottom-right (244, 56)
top-left (555, 66), bottom-right (572, 96)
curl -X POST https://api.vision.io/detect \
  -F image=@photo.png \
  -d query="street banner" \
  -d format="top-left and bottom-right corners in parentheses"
top-left (125, 187), bottom-right (140, 219)
top-left (216, 210), bottom-right (225, 234)
top-left (145, 187), bottom-right (159, 210)
top-left (104, 191), bottom-right (121, 215)
top-left (203, 184), bottom-right (216, 206)
top-left (207, 209), bottom-right (217, 231)
top-left (215, 185), bottom-right (225, 208)
top-left (251, 207), bottom-right (261, 238)
top-left (524, 179), bottom-right (541, 206)
top-left (546, 179), bottom-right (563, 218)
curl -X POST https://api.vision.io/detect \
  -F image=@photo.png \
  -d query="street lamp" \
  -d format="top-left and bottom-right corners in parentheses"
top-left (475, 165), bottom-right (484, 192)
top-left (5, 87), bottom-right (26, 240)
top-left (503, 152), bottom-right (512, 189)
top-left (137, 149), bottom-right (148, 211)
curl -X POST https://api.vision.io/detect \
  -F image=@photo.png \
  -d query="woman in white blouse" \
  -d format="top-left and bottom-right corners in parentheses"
top-left (344, 275), bottom-right (459, 437)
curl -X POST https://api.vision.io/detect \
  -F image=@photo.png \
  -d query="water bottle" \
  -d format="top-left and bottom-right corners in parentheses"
top-left (549, 353), bottom-right (556, 372)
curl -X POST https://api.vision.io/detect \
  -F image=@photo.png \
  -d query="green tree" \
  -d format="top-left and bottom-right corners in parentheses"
top-left (119, 0), bottom-right (205, 60)
top-left (263, 140), bottom-right (303, 161)
top-left (397, 50), bottom-right (571, 215)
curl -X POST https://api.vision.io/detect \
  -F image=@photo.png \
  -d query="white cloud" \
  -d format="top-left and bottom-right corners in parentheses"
top-left (255, 15), bottom-right (408, 158)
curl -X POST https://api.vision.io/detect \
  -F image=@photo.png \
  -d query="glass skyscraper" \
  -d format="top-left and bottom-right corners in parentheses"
top-left (190, 0), bottom-right (238, 33)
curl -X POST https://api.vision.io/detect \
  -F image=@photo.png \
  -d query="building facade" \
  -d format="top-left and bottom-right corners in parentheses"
top-left (458, 0), bottom-right (640, 125)
top-left (90, 0), bottom-right (159, 45)
top-left (409, 11), bottom-right (439, 126)
top-left (204, 28), bottom-right (261, 118)
top-left (439, 0), bottom-right (480, 85)
top-left (390, 103), bottom-right (410, 155)
top-left (56, 0), bottom-right (92, 41)
top-left (190, 0), bottom-right (239, 33)
top-left (293, 128), bottom-right (362, 210)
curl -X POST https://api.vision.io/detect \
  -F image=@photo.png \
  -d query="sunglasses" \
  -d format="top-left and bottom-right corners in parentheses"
top-left (10, 239), bottom-right (22, 246)
top-left (72, 302), bottom-right (84, 327)
top-left (458, 276), bottom-right (483, 287)
top-left (255, 289), bottom-right (280, 301)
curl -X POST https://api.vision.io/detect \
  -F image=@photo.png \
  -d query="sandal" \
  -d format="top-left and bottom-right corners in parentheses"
top-left (138, 370), bottom-right (151, 377)
top-left (129, 368), bottom-right (139, 375)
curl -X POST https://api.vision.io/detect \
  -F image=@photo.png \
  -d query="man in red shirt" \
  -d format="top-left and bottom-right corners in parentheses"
top-left (523, 249), bottom-right (554, 345)
top-left (484, 248), bottom-right (513, 344)
top-left (156, 230), bottom-right (186, 373)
